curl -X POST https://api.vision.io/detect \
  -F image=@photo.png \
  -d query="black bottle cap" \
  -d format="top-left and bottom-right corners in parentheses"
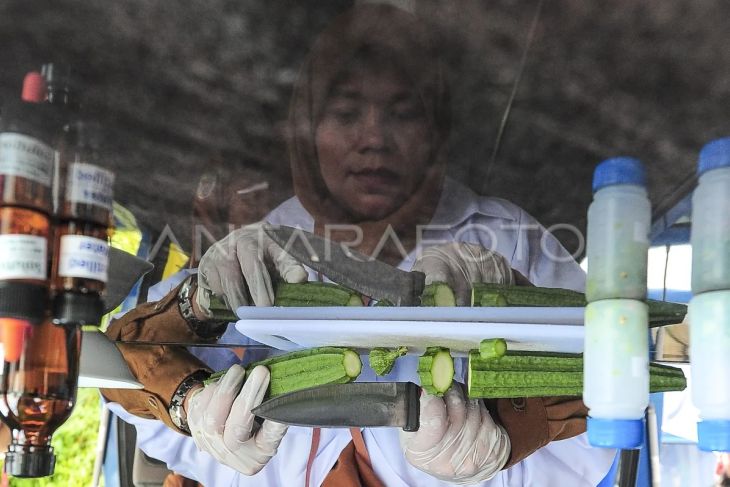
top-left (3, 445), bottom-right (56, 478)
top-left (52, 292), bottom-right (103, 326)
top-left (0, 282), bottom-right (48, 324)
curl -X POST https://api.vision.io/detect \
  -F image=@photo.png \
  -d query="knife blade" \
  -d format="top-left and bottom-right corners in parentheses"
top-left (252, 382), bottom-right (420, 431)
top-left (264, 225), bottom-right (425, 306)
top-left (104, 247), bottom-right (154, 313)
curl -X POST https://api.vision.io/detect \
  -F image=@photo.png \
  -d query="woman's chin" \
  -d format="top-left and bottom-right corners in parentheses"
top-left (345, 195), bottom-right (402, 221)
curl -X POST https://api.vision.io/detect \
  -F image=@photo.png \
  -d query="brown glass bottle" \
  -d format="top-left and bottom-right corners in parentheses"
top-left (0, 317), bottom-right (80, 478)
top-left (51, 221), bottom-right (109, 325)
top-left (51, 122), bottom-right (112, 326)
top-left (0, 101), bottom-right (57, 214)
top-left (52, 222), bottom-right (109, 296)
top-left (0, 207), bottom-right (49, 287)
top-left (0, 101), bottom-right (54, 325)
top-left (55, 121), bottom-right (113, 227)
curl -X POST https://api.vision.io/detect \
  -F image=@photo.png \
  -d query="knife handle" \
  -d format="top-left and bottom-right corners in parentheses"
top-left (410, 271), bottom-right (426, 306)
top-left (403, 382), bottom-right (420, 432)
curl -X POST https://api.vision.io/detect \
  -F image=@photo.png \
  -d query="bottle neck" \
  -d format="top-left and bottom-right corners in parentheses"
top-left (698, 166), bottom-right (730, 184)
top-left (593, 184), bottom-right (648, 199)
top-left (46, 86), bottom-right (80, 115)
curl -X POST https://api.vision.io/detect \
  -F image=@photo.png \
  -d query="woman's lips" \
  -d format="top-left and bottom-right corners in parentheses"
top-left (350, 168), bottom-right (400, 192)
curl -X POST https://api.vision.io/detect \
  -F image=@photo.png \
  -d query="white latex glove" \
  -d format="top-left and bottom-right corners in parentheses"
top-left (412, 243), bottom-right (514, 305)
top-left (196, 223), bottom-right (308, 313)
top-left (400, 383), bottom-right (511, 484)
top-left (187, 365), bottom-right (288, 476)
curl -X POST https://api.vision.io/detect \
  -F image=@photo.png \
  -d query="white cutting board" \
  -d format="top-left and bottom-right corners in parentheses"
top-left (235, 307), bottom-right (585, 356)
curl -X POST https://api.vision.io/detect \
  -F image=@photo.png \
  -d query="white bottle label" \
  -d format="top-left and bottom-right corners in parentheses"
top-left (0, 133), bottom-right (55, 187)
top-left (67, 163), bottom-right (115, 210)
top-left (0, 235), bottom-right (47, 280)
top-left (58, 235), bottom-right (109, 282)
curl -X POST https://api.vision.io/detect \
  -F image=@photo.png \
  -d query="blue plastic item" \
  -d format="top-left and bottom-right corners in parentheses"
top-left (588, 417), bottom-right (644, 449)
top-left (697, 420), bottom-right (730, 452)
top-left (592, 157), bottom-right (647, 192)
top-left (698, 137), bottom-right (730, 175)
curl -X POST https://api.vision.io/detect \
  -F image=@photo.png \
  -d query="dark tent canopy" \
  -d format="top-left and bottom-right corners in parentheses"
top-left (1, 0), bottom-right (727, 257)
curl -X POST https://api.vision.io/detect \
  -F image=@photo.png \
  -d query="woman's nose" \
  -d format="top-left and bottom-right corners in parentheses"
top-left (358, 106), bottom-right (388, 150)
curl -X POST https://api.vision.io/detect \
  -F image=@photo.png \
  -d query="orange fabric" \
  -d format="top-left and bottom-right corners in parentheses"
top-left (287, 4), bottom-right (450, 266)
top-left (320, 431), bottom-right (385, 487)
top-left (162, 473), bottom-right (202, 487)
top-left (349, 428), bottom-right (373, 467)
top-left (306, 427), bottom-right (384, 487)
top-left (305, 428), bottom-right (322, 487)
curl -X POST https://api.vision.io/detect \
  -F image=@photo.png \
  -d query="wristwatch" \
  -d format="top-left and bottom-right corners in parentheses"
top-left (177, 275), bottom-right (227, 339)
top-left (169, 370), bottom-right (211, 433)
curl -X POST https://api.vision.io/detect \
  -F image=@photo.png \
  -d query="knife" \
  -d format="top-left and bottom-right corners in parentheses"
top-left (104, 247), bottom-right (154, 314)
top-left (252, 381), bottom-right (420, 431)
top-left (264, 225), bottom-right (425, 306)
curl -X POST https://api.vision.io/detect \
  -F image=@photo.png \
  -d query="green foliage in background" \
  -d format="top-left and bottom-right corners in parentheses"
top-left (3, 388), bottom-right (103, 487)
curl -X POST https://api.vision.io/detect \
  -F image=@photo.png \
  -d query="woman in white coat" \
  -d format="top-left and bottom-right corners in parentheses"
top-left (103, 4), bottom-right (616, 485)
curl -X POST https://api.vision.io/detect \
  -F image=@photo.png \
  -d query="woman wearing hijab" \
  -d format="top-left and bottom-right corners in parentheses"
top-left (103, 4), bottom-right (616, 485)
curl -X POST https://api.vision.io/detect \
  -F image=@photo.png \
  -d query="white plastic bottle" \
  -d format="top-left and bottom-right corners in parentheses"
top-left (584, 299), bottom-right (649, 448)
top-left (689, 291), bottom-right (730, 452)
top-left (691, 137), bottom-right (730, 294)
top-left (584, 157), bottom-right (651, 449)
top-left (585, 157), bottom-right (651, 302)
top-left (690, 137), bottom-right (730, 452)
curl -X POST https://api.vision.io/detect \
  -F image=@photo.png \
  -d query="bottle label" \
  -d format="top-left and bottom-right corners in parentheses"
top-left (58, 235), bottom-right (109, 282)
top-left (67, 163), bottom-right (114, 210)
top-left (0, 235), bottom-right (47, 280)
top-left (0, 133), bottom-right (54, 187)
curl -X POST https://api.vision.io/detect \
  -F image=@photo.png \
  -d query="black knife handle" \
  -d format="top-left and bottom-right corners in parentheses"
top-left (411, 271), bottom-right (426, 306)
top-left (403, 382), bottom-right (420, 432)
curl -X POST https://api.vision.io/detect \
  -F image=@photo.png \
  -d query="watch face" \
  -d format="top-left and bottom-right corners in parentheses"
top-left (180, 276), bottom-right (195, 298)
top-left (169, 398), bottom-right (186, 430)
top-left (179, 278), bottom-right (199, 323)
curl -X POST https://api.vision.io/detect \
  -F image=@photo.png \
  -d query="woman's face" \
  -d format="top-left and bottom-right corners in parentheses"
top-left (315, 65), bottom-right (433, 221)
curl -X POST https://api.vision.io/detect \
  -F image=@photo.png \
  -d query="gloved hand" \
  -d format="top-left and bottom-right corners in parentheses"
top-left (400, 383), bottom-right (511, 484)
top-left (196, 223), bottom-right (308, 314)
top-left (412, 243), bottom-right (514, 305)
top-left (187, 365), bottom-right (288, 476)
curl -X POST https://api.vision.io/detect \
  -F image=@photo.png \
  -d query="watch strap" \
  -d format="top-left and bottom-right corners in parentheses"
top-left (178, 275), bottom-right (228, 339)
top-left (169, 370), bottom-right (211, 433)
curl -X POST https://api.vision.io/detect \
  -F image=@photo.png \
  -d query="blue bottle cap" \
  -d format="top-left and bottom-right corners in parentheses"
top-left (592, 157), bottom-right (647, 192)
top-left (587, 417), bottom-right (644, 449)
top-left (697, 420), bottom-right (730, 452)
top-left (698, 138), bottom-right (730, 176)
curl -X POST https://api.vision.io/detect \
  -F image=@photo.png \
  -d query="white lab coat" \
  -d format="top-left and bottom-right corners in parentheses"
top-left (109, 177), bottom-right (616, 486)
